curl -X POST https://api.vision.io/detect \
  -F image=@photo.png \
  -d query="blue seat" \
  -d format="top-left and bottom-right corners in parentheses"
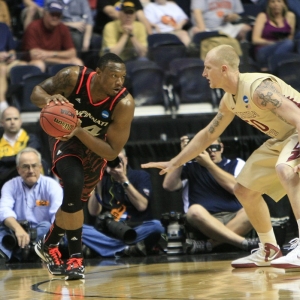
top-left (10, 65), bottom-right (43, 85)
top-left (125, 60), bottom-right (170, 116)
top-left (8, 65), bottom-right (44, 111)
top-left (147, 34), bottom-right (187, 71)
top-left (21, 73), bottom-right (50, 112)
top-left (168, 57), bottom-right (216, 114)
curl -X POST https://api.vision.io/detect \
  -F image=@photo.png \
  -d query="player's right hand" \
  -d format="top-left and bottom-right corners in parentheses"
top-left (45, 94), bottom-right (70, 106)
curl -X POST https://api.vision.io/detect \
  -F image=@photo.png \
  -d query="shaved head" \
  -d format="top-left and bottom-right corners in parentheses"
top-left (206, 45), bottom-right (240, 70)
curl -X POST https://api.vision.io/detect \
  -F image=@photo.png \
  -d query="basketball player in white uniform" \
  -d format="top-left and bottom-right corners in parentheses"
top-left (142, 44), bottom-right (300, 270)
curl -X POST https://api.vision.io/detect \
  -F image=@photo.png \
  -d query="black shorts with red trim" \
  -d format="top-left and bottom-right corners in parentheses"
top-left (49, 136), bottom-right (105, 201)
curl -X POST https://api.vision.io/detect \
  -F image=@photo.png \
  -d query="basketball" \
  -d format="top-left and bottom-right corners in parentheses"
top-left (40, 102), bottom-right (78, 137)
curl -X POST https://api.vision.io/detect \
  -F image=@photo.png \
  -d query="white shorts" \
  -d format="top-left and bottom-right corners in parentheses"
top-left (237, 133), bottom-right (300, 201)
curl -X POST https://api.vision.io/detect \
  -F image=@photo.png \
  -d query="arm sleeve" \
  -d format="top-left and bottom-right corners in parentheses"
top-left (0, 182), bottom-right (17, 222)
top-left (131, 170), bottom-right (152, 201)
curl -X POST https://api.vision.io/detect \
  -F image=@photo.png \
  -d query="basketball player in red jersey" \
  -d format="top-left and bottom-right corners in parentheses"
top-left (142, 45), bottom-right (300, 271)
top-left (30, 53), bottom-right (135, 280)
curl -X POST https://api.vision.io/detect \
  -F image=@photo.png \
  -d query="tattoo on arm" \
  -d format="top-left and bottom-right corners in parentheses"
top-left (41, 69), bottom-right (73, 96)
top-left (209, 113), bottom-right (223, 133)
top-left (256, 80), bottom-right (282, 108)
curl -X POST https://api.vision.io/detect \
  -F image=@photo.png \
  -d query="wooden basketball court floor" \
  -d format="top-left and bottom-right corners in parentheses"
top-left (1, 251), bottom-right (300, 300)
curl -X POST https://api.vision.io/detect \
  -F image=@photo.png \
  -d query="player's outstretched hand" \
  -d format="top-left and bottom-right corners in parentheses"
top-left (141, 161), bottom-right (177, 175)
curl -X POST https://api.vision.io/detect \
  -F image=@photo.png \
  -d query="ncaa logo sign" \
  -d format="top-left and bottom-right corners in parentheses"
top-left (102, 110), bottom-right (110, 118)
top-left (243, 95), bottom-right (249, 104)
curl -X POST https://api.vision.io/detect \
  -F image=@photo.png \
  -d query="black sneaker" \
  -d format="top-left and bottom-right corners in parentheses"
top-left (65, 255), bottom-right (85, 280)
top-left (183, 239), bottom-right (212, 254)
top-left (34, 237), bottom-right (65, 275)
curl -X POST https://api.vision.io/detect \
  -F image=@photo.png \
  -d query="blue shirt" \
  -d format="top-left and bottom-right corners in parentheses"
top-left (100, 167), bottom-right (153, 224)
top-left (182, 157), bottom-right (245, 214)
top-left (0, 175), bottom-right (63, 226)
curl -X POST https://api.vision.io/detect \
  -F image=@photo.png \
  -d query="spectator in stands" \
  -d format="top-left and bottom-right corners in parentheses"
top-left (162, 135), bottom-right (258, 254)
top-left (0, 23), bottom-right (28, 115)
top-left (0, 106), bottom-right (47, 191)
top-left (190, 0), bottom-right (252, 41)
top-left (252, 0), bottom-right (296, 71)
top-left (53, 0), bottom-right (95, 54)
top-left (0, 0), bottom-right (11, 28)
top-left (82, 148), bottom-right (165, 257)
top-left (94, 0), bottom-right (152, 35)
top-left (21, 0), bottom-right (83, 72)
top-left (21, 0), bottom-right (45, 29)
top-left (255, 0), bottom-right (300, 23)
top-left (100, 1), bottom-right (148, 62)
top-left (0, 147), bottom-right (63, 262)
top-left (144, 0), bottom-right (191, 47)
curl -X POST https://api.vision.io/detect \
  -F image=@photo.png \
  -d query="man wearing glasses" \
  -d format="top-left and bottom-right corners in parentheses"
top-left (0, 147), bottom-right (63, 262)
top-left (163, 135), bottom-right (258, 254)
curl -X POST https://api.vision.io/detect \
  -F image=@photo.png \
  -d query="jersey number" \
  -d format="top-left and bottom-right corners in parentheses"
top-left (83, 125), bottom-right (102, 136)
top-left (245, 119), bottom-right (269, 132)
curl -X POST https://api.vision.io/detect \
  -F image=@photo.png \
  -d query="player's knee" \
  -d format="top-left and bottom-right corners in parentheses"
top-left (233, 183), bottom-right (259, 202)
top-left (276, 163), bottom-right (297, 185)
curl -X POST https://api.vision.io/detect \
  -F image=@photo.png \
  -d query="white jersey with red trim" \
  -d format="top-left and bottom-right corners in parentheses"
top-left (222, 73), bottom-right (300, 140)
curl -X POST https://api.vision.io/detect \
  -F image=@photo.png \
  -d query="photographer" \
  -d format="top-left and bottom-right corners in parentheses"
top-left (0, 147), bottom-right (63, 262)
top-left (163, 136), bottom-right (258, 254)
top-left (82, 148), bottom-right (164, 257)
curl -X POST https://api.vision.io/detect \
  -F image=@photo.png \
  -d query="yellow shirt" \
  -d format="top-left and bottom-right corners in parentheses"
top-left (100, 19), bottom-right (148, 61)
top-left (0, 129), bottom-right (30, 159)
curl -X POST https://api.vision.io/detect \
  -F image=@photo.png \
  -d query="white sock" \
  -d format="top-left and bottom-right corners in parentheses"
top-left (257, 228), bottom-right (278, 247)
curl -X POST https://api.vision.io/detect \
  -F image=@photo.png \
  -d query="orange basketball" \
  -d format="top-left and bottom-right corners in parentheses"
top-left (40, 102), bottom-right (78, 137)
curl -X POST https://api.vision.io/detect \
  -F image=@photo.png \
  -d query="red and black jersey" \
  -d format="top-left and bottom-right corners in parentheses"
top-left (68, 66), bottom-right (129, 139)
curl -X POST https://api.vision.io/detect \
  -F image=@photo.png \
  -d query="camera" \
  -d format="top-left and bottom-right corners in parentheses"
top-left (107, 156), bottom-right (122, 168)
top-left (161, 211), bottom-right (185, 227)
top-left (2, 220), bottom-right (37, 261)
top-left (2, 220), bottom-right (37, 251)
top-left (94, 211), bottom-right (136, 244)
top-left (161, 212), bottom-right (185, 255)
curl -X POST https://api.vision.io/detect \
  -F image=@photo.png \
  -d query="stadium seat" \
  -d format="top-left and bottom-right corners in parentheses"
top-left (8, 65), bottom-right (44, 111)
top-left (47, 63), bottom-right (77, 76)
top-left (168, 57), bottom-right (217, 115)
top-left (147, 34), bottom-right (187, 71)
top-left (125, 60), bottom-right (171, 117)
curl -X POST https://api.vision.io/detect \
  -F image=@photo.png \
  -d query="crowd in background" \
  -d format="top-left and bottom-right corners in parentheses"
top-left (0, 0), bottom-right (299, 262)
